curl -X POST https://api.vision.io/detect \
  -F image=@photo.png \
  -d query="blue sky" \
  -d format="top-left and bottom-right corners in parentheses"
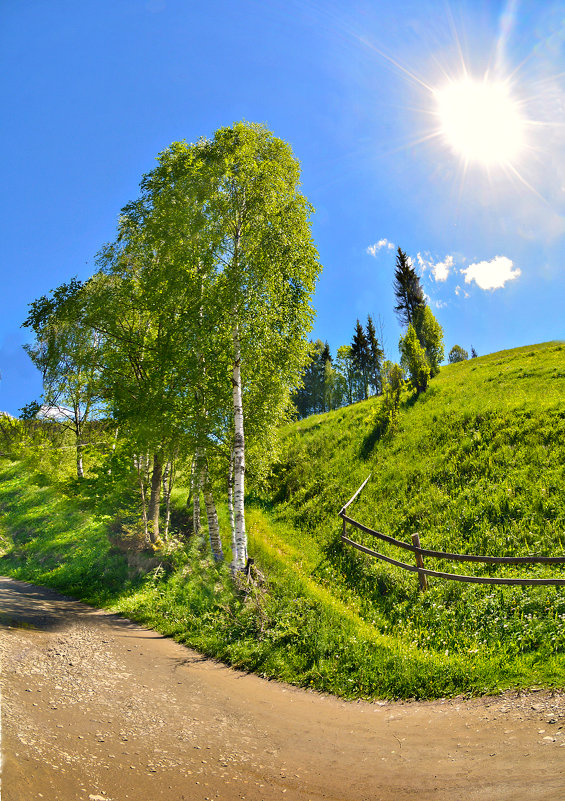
top-left (1, 0), bottom-right (564, 415)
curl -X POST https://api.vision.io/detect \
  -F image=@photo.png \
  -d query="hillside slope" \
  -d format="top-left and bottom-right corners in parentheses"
top-left (257, 341), bottom-right (565, 680)
top-left (1, 341), bottom-right (564, 700)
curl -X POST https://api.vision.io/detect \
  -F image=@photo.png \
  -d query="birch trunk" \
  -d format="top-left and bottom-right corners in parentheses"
top-left (202, 461), bottom-right (223, 562)
top-left (74, 405), bottom-right (84, 479)
top-left (148, 452), bottom-right (163, 544)
top-left (232, 322), bottom-right (247, 570)
top-left (192, 453), bottom-right (201, 539)
top-left (135, 454), bottom-right (149, 541)
top-left (107, 426), bottom-right (119, 475)
top-left (162, 461), bottom-right (173, 540)
top-left (76, 441), bottom-right (84, 479)
top-left (228, 446), bottom-right (236, 568)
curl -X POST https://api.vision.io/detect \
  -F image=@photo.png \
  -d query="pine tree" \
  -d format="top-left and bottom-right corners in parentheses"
top-left (351, 319), bottom-right (370, 400)
top-left (393, 247), bottom-right (425, 327)
top-left (293, 340), bottom-right (326, 417)
top-left (366, 314), bottom-right (384, 395)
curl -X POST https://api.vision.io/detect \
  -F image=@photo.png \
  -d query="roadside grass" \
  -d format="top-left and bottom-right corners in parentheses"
top-left (0, 341), bottom-right (564, 700)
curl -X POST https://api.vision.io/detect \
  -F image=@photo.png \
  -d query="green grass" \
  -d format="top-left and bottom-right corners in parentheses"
top-left (1, 341), bottom-right (564, 700)
top-left (257, 341), bottom-right (565, 687)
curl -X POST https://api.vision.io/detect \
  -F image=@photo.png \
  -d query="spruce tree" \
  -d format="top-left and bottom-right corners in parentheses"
top-left (351, 319), bottom-right (370, 400)
top-left (366, 314), bottom-right (384, 395)
top-left (294, 339), bottom-right (326, 417)
top-left (393, 247), bottom-right (425, 327)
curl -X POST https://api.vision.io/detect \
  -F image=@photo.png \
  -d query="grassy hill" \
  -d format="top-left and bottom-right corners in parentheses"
top-left (257, 341), bottom-right (565, 685)
top-left (1, 341), bottom-right (564, 699)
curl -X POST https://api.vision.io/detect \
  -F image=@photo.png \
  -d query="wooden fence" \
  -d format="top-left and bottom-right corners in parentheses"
top-left (339, 475), bottom-right (565, 590)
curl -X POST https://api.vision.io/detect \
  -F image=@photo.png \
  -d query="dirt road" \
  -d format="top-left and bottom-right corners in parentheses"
top-left (1, 576), bottom-right (564, 801)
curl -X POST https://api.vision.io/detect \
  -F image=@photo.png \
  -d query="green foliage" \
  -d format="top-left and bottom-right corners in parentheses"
top-left (366, 314), bottom-right (384, 395)
top-left (335, 345), bottom-right (355, 405)
top-left (414, 305), bottom-right (444, 377)
top-left (22, 278), bottom-right (102, 477)
top-left (449, 344), bottom-right (469, 363)
top-left (399, 324), bottom-right (430, 393)
top-left (294, 339), bottom-right (327, 417)
top-left (351, 319), bottom-right (370, 400)
top-left (379, 362), bottom-right (405, 434)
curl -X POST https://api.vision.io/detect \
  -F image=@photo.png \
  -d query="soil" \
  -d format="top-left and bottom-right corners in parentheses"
top-left (1, 575), bottom-right (564, 801)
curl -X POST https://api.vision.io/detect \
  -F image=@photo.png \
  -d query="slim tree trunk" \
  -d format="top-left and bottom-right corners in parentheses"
top-left (107, 426), bottom-right (119, 475)
top-left (148, 452), bottom-right (163, 545)
top-left (202, 460), bottom-right (223, 562)
top-left (162, 460), bottom-right (174, 540)
top-left (228, 446), bottom-right (236, 568)
top-left (232, 322), bottom-right (247, 570)
top-left (76, 441), bottom-right (84, 479)
top-left (135, 454), bottom-right (149, 541)
top-left (192, 452), bottom-right (202, 539)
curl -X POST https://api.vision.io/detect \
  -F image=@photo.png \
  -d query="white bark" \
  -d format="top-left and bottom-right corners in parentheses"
top-left (232, 322), bottom-right (247, 570)
top-left (228, 446), bottom-right (236, 568)
top-left (135, 453), bottom-right (149, 541)
top-left (191, 453), bottom-right (202, 540)
top-left (202, 460), bottom-right (223, 562)
top-left (76, 443), bottom-right (84, 479)
top-left (162, 460), bottom-right (174, 540)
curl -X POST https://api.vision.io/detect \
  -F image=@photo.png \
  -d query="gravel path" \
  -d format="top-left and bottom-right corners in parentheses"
top-left (1, 575), bottom-right (565, 801)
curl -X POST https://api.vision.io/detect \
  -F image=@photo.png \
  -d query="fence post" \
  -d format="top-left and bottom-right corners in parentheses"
top-left (411, 533), bottom-right (428, 592)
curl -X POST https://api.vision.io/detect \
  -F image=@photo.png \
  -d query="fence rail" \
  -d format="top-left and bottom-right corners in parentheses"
top-left (339, 476), bottom-right (565, 589)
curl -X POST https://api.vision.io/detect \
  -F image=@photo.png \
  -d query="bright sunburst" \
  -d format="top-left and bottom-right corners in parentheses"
top-left (435, 77), bottom-right (526, 166)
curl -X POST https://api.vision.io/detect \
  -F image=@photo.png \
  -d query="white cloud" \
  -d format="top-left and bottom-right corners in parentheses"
top-left (366, 238), bottom-right (395, 257)
top-left (434, 299), bottom-right (448, 309)
top-left (416, 252), bottom-right (453, 282)
top-left (432, 255), bottom-right (453, 282)
top-left (455, 285), bottom-right (461, 296)
top-left (461, 256), bottom-right (521, 290)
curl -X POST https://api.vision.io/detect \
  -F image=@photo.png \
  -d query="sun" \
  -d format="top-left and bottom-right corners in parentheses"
top-left (434, 77), bottom-right (526, 166)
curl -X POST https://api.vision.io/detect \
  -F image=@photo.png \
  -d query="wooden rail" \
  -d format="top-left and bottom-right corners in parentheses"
top-left (339, 476), bottom-right (565, 588)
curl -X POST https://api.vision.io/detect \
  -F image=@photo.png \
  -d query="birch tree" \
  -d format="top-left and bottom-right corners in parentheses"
top-left (23, 279), bottom-right (102, 478)
top-left (200, 122), bottom-right (320, 569)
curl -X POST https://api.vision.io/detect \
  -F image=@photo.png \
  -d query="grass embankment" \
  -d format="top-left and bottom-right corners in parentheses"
top-left (1, 341), bottom-right (564, 699)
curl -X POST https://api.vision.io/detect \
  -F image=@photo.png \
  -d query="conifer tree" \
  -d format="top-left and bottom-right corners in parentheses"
top-left (294, 340), bottom-right (326, 417)
top-left (393, 247), bottom-right (425, 327)
top-left (366, 314), bottom-right (384, 395)
top-left (351, 319), bottom-right (370, 400)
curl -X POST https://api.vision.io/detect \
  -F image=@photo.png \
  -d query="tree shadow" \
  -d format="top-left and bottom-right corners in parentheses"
top-left (360, 417), bottom-right (388, 460)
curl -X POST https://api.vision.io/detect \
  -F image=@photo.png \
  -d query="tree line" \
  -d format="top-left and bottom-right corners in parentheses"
top-left (293, 315), bottom-right (384, 417)
top-left (294, 247), bottom-right (445, 419)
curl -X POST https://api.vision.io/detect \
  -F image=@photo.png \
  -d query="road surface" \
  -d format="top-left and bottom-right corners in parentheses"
top-left (1, 576), bottom-right (564, 800)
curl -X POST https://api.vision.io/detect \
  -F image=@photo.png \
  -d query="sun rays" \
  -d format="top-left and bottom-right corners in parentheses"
top-left (355, 1), bottom-right (561, 203)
